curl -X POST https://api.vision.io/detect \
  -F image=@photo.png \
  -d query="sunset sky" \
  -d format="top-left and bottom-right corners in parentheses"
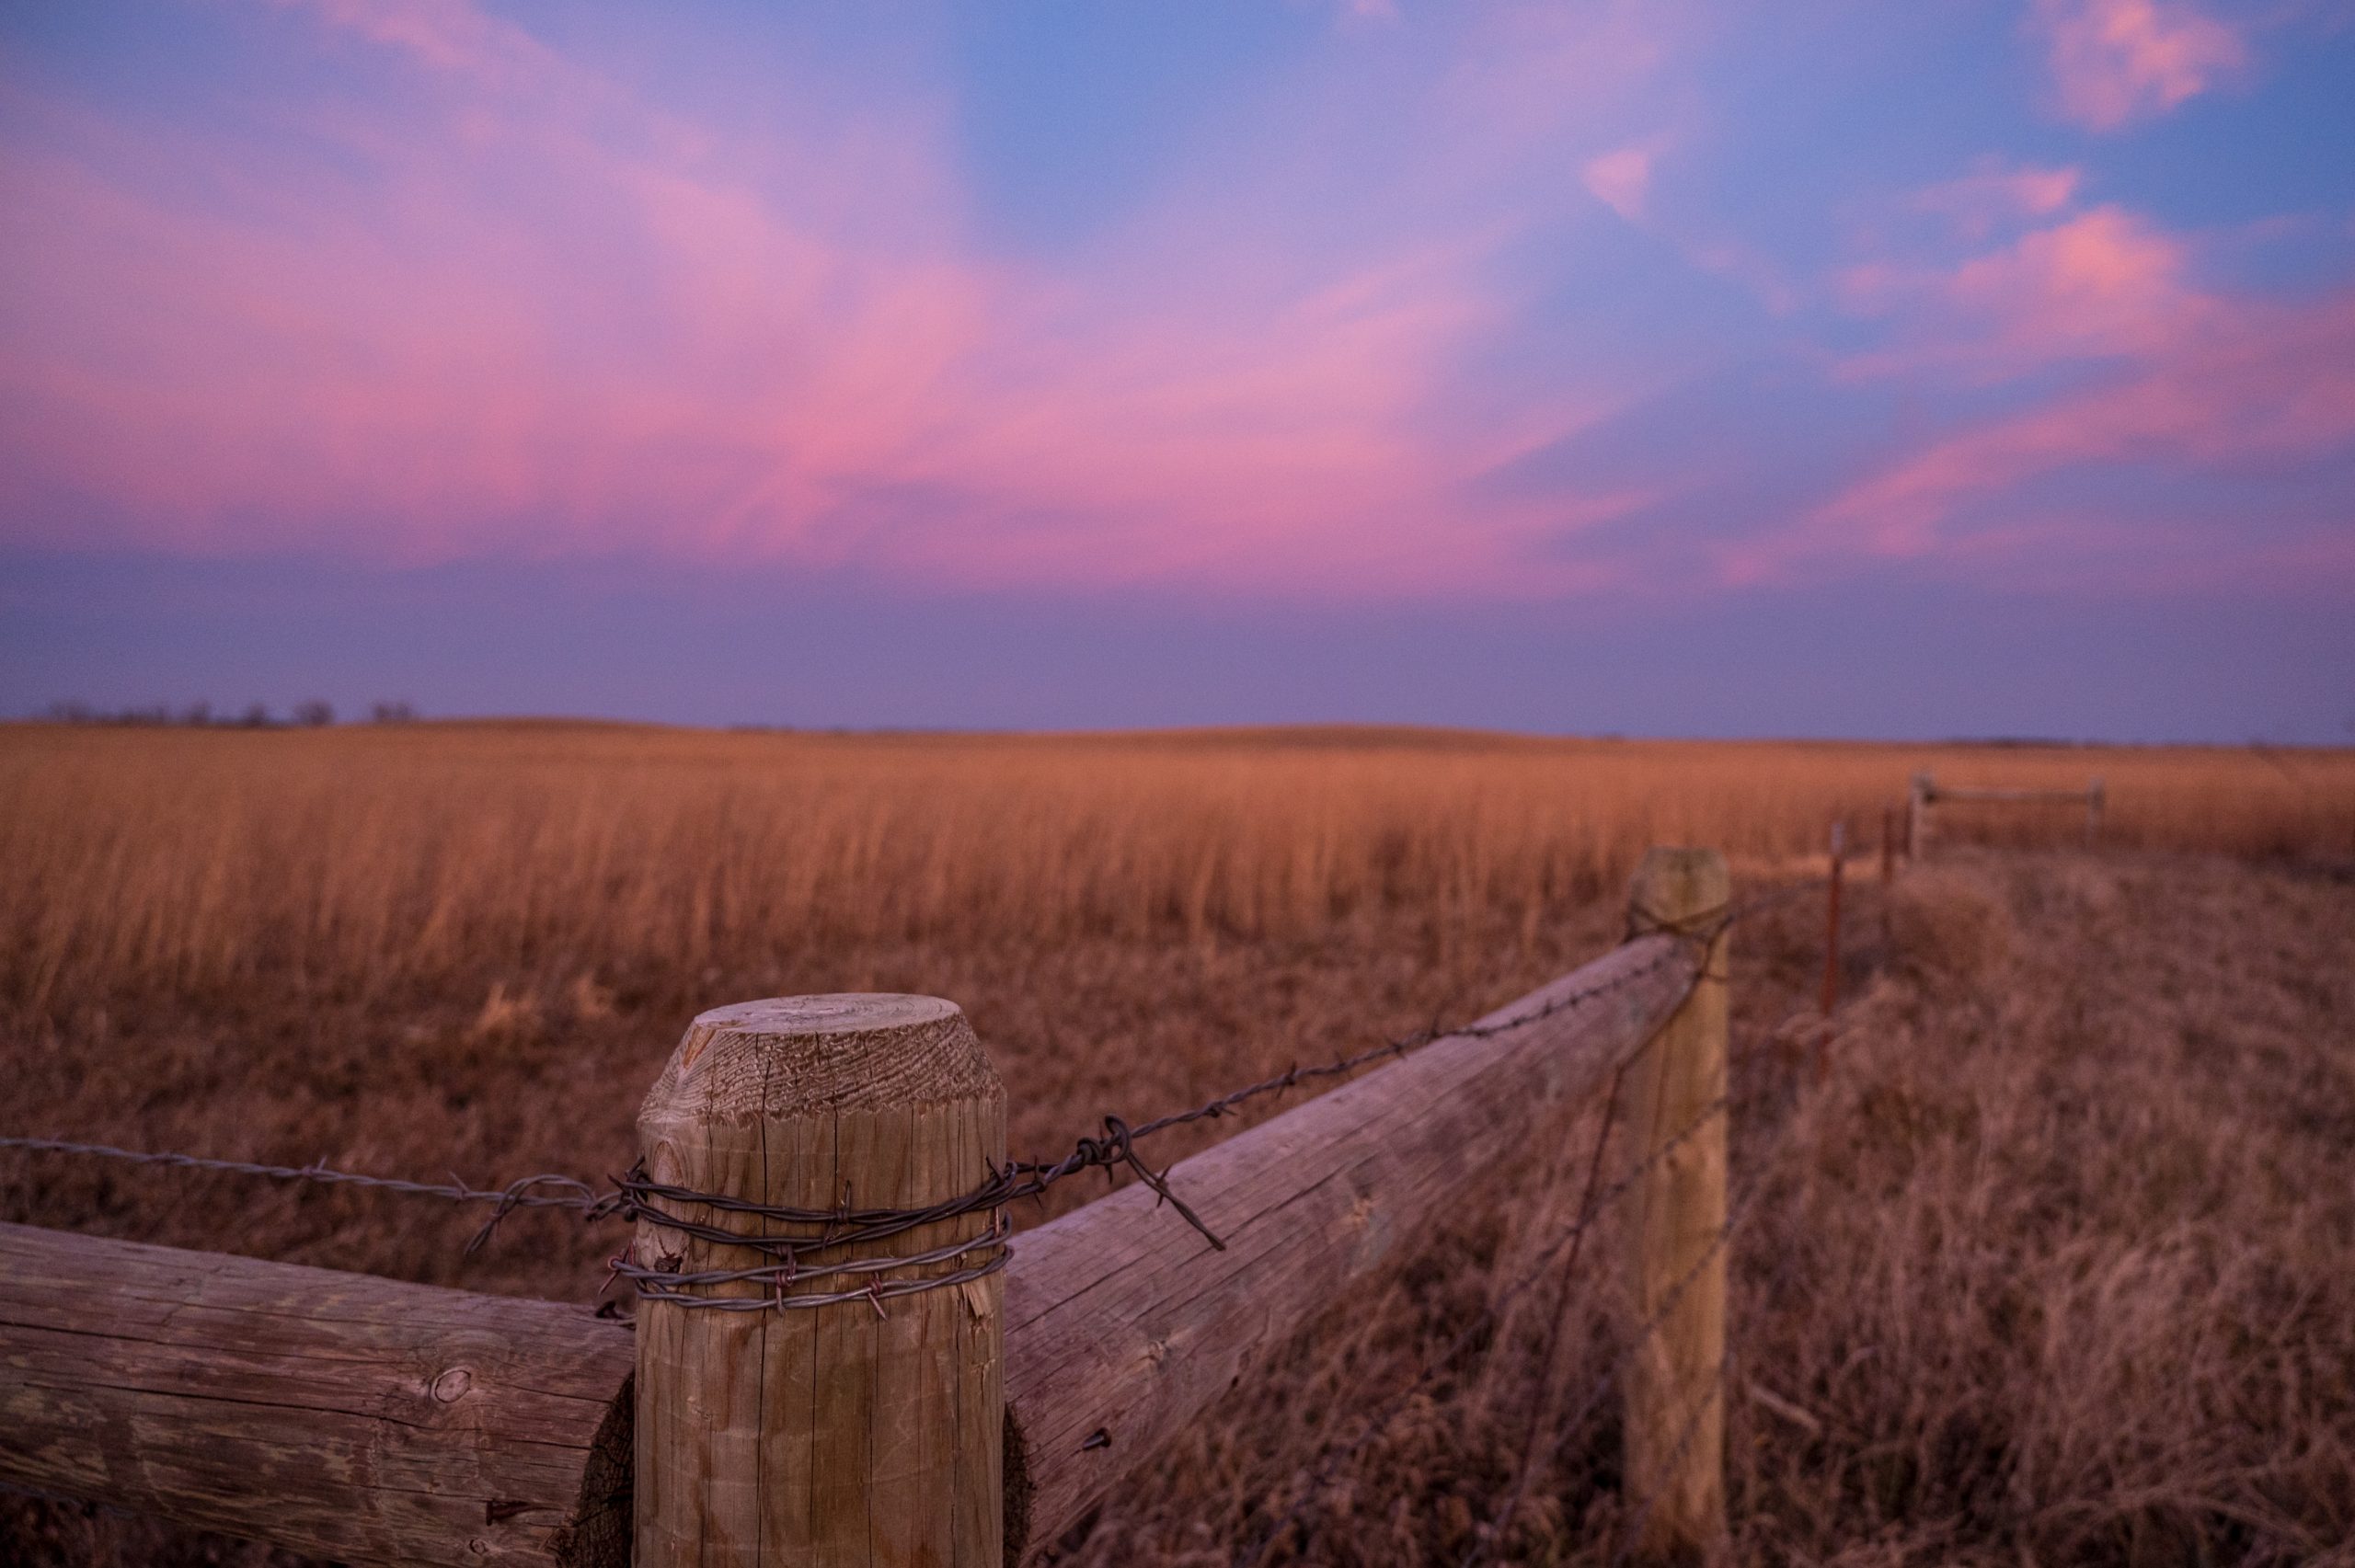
top-left (4, 0), bottom-right (2352, 739)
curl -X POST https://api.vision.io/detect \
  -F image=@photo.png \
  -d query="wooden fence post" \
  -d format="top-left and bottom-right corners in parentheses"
top-left (634, 995), bottom-right (1006, 1568)
top-left (1906, 773), bottom-right (1933, 861)
top-left (1623, 849), bottom-right (1730, 1561)
top-left (1880, 806), bottom-right (1896, 887)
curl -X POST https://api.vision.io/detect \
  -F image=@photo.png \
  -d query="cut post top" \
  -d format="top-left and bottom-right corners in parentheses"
top-left (1626, 846), bottom-right (1732, 935)
top-left (638, 992), bottom-right (1004, 1130)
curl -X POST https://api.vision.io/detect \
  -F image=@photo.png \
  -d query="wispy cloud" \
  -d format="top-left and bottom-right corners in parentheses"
top-left (1806, 287), bottom-right (2355, 568)
top-left (1730, 200), bottom-right (2355, 586)
top-left (2032, 0), bottom-right (2246, 131)
top-left (276, 0), bottom-right (556, 83)
top-left (0, 0), bottom-right (1695, 597)
top-left (1907, 161), bottom-right (2082, 242)
top-left (1837, 206), bottom-right (2203, 380)
top-left (0, 0), bottom-right (2346, 622)
top-left (1582, 143), bottom-right (1658, 223)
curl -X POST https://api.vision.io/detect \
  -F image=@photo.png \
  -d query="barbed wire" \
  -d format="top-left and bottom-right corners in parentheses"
top-left (1454, 1097), bottom-right (1810, 1568)
top-left (1483, 1060), bottom-right (1629, 1554)
top-left (1233, 1072), bottom-right (1754, 1568)
top-left (1231, 1000), bottom-right (1821, 1568)
top-left (1110, 927), bottom-right (1712, 1151)
top-left (1465, 1196), bottom-right (1758, 1568)
top-left (1442, 1220), bottom-right (1743, 1568)
top-left (4, 868), bottom-right (1855, 1568)
top-left (0, 1138), bottom-right (601, 1254)
top-left (596, 921), bottom-right (1723, 1307)
top-left (0, 878), bottom-right (1804, 1317)
top-left (1463, 882), bottom-right (1825, 1556)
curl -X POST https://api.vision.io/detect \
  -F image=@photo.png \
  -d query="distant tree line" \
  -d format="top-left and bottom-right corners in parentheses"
top-left (39, 700), bottom-right (419, 727)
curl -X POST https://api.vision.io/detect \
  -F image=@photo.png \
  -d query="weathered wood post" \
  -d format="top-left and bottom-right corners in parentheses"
top-left (1622, 849), bottom-right (1729, 1561)
top-left (634, 995), bottom-right (1006, 1568)
top-left (2085, 777), bottom-right (2106, 848)
top-left (1880, 805), bottom-right (1897, 885)
top-left (1906, 772), bottom-right (1933, 861)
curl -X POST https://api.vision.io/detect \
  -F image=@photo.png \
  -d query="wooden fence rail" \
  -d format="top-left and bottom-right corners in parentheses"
top-left (0, 851), bottom-right (1737, 1567)
top-left (1909, 770), bottom-right (2105, 856)
top-left (0, 1222), bottom-right (635, 1567)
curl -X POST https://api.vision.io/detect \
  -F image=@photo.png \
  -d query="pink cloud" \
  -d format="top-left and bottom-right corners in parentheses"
top-left (1724, 194), bottom-right (2355, 589)
top-left (1908, 162), bottom-right (2082, 242)
top-left (1568, 132), bottom-right (1798, 314)
top-left (1728, 284), bottom-right (2355, 586)
top-left (1582, 144), bottom-right (1656, 223)
top-left (2032, 0), bottom-right (2246, 131)
top-left (0, 4), bottom-right (1677, 601)
top-left (1839, 207), bottom-right (2206, 379)
top-left (276, 0), bottom-right (554, 82)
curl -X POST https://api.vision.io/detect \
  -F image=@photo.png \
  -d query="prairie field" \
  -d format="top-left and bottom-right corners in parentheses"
top-left (6, 721), bottom-right (2350, 1016)
top-left (4, 722), bottom-right (2354, 1566)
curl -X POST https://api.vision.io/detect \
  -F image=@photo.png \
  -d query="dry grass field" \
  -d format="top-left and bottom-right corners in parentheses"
top-left (6, 722), bottom-right (2350, 1017)
top-left (4, 722), bottom-right (2353, 1566)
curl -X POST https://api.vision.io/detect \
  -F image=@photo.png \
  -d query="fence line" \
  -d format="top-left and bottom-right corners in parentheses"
top-left (1909, 769), bottom-right (2106, 856)
top-left (1235, 1076), bottom-right (1745, 1568)
top-left (1237, 1078), bottom-right (1793, 1568)
top-left (0, 828), bottom-right (1921, 1567)
top-left (0, 917), bottom-right (1721, 1276)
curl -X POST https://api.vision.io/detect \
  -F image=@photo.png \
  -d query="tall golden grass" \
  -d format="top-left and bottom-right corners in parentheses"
top-left (5, 722), bottom-right (2353, 1564)
top-left (5, 720), bottom-right (2350, 1012)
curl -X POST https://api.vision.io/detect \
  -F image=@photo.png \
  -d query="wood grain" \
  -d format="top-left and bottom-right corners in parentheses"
top-left (1621, 848), bottom-right (1730, 1561)
top-left (0, 1221), bottom-right (635, 1568)
top-left (632, 994), bottom-right (1005, 1568)
top-left (5, 939), bottom-right (1699, 1568)
top-left (996, 931), bottom-right (1699, 1562)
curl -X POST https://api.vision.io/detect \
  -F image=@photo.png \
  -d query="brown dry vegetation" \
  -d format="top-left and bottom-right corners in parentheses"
top-left (6, 722), bottom-right (2352, 1018)
top-left (3, 723), bottom-right (2353, 1566)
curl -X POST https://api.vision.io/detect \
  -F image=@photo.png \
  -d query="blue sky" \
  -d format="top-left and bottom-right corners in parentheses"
top-left (3, 0), bottom-right (2351, 738)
